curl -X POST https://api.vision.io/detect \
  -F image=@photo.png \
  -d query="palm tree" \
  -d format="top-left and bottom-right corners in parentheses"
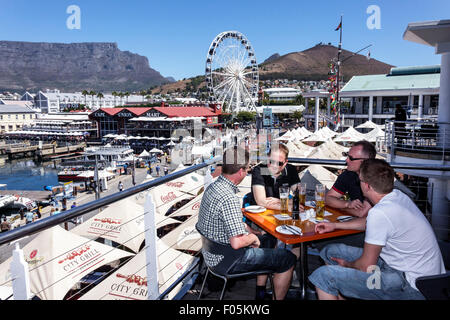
top-left (118, 92), bottom-right (125, 106)
top-left (125, 92), bottom-right (130, 104)
top-left (97, 92), bottom-right (104, 107)
top-left (140, 90), bottom-right (147, 102)
top-left (112, 91), bottom-right (118, 106)
top-left (82, 90), bottom-right (88, 105)
top-left (89, 90), bottom-right (96, 107)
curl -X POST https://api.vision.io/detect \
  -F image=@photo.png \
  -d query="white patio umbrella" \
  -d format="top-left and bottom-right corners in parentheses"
top-left (302, 128), bottom-right (330, 142)
top-left (299, 165), bottom-right (338, 190)
top-left (167, 193), bottom-right (203, 218)
top-left (149, 148), bottom-right (163, 154)
top-left (333, 126), bottom-right (366, 142)
top-left (71, 198), bottom-right (180, 253)
top-left (79, 240), bottom-right (199, 300)
top-left (274, 130), bottom-right (294, 141)
top-left (355, 120), bottom-right (379, 129)
top-left (160, 214), bottom-right (202, 252)
top-left (362, 126), bottom-right (385, 142)
top-left (284, 141), bottom-right (314, 158)
top-left (307, 138), bottom-right (349, 162)
top-left (0, 226), bottom-right (132, 300)
top-left (139, 150), bottom-right (151, 157)
top-left (133, 185), bottom-right (195, 216)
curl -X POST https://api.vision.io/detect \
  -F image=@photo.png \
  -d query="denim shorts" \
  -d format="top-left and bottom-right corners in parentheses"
top-left (229, 247), bottom-right (296, 275)
top-left (308, 243), bottom-right (425, 300)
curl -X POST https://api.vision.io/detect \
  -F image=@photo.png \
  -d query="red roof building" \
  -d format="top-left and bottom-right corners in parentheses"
top-left (89, 104), bottom-right (222, 138)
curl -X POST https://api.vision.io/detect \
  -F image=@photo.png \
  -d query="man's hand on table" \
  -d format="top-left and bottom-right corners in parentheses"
top-left (315, 222), bottom-right (336, 234)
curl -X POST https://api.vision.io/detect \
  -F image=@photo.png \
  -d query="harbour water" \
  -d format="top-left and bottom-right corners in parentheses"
top-left (0, 159), bottom-right (59, 191)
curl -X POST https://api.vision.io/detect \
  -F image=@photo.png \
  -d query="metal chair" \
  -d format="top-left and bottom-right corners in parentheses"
top-left (415, 240), bottom-right (450, 300)
top-left (197, 231), bottom-right (276, 300)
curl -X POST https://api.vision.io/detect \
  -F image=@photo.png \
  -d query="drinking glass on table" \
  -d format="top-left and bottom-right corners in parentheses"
top-left (279, 184), bottom-right (290, 220)
top-left (315, 184), bottom-right (325, 220)
top-left (298, 182), bottom-right (306, 208)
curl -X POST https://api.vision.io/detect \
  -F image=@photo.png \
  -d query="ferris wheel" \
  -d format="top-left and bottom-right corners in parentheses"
top-left (205, 31), bottom-right (259, 113)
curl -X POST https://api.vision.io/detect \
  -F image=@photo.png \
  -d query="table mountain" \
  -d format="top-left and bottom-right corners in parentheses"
top-left (0, 41), bottom-right (173, 93)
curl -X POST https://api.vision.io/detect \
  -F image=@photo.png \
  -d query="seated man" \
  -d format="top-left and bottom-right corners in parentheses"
top-left (325, 140), bottom-right (375, 218)
top-left (249, 143), bottom-right (300, 210)
top-left (309, 159), bottom-right (445, 300)
top-left (196, 147), bottom-right (296, 300)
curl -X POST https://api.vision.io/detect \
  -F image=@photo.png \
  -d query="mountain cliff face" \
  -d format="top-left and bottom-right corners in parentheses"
top-left (0, 41), bottom-right (173, 92)
top-left (260, 44), bottom-right (394, 81)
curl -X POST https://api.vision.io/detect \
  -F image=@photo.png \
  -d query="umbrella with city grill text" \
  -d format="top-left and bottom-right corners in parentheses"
top-left (79, 240), bottom-right (199, 300)
top-left (71, 197), bottom-right (180, 253)
top-left (0, 226), bottom-right (132, 300)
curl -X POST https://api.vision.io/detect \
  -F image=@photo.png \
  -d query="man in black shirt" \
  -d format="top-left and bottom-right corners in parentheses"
top-left (325, 140), bottom-right (376, 217)
top-left (250, 143), bottom-right (300, 210)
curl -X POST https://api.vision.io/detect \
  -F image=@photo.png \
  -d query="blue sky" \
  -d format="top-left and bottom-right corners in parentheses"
top-left (1, 0), bottom-right (449, 81)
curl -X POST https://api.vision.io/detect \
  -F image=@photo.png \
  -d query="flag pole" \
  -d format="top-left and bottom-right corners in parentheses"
top-left (336, 15), bottom-right (343, 132)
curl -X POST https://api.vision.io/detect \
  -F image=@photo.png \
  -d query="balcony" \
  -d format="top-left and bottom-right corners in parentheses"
top-left (384, 120), bottom-right (450, 163)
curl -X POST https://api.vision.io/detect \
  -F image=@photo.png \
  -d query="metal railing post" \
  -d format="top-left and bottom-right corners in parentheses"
top-left (204, 165), bottom-right (213, 189)
top-left (11, 243), bottom-right (31, 300)
top-left (144, 192), bottom-right (159, 300)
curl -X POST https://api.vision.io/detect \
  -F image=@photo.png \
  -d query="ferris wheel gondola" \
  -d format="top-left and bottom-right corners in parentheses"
top-left (205, 31), bottom-right (259, 113)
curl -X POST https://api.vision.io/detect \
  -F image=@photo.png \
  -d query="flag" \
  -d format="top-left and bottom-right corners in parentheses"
top-left (335, 22), bottom-right (342, 31)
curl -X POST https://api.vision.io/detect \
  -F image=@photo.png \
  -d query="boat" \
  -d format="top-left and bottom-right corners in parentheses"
top-left (1, 195), bottom-right (37, 211)
top-left (0, 195), bottom-right (15, 209)
top-left (57, 168), bottom-right (90, 182)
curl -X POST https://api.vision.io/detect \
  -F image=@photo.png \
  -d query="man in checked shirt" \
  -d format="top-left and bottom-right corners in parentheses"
top-left (197, 147), bottom-right (296, 300)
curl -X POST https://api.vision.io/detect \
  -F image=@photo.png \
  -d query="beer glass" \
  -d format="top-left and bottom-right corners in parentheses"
top-left (315, 184), bottom-right (325, 220)
top-left (298, 183), bottom-right (306, 207)
top-left (279, 185), bottom-right (290, 218)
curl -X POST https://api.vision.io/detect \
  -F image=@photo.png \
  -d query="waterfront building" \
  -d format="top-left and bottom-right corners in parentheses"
top-left (3, 112), bottom-right (97, 140)
top-left (263, 87), bottom-right (301, 102)
top-left (89, 104), bottom-right (222, 139)
top-left (25, 89), bottom-right (145, 114)
top-left (303, 65), bottom-right (440, 131)
top-left (0, 104), bottom-right (37, 133)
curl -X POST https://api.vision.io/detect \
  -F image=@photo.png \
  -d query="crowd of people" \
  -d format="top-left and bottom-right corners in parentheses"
top-left (196, 140), bottom-right (446, 301)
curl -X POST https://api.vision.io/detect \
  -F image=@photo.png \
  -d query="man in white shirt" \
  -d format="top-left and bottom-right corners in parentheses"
top-left (308, 159), bottom-right (445, 300)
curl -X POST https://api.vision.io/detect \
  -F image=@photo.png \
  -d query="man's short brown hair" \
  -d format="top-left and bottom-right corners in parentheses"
top-left (353, 140), bottom-right (376, 159)
top-left (360, 159), bottom-right (394, 194)
top-left (222, 146), bottom-right (250, 175)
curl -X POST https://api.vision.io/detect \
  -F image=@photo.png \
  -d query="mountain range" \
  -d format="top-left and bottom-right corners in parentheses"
top-left (0, 41), bottom-right (173, 93)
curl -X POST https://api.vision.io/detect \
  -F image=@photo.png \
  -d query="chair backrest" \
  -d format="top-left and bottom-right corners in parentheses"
top-left (196, 227), bottom-right (246, 275)
top-left (438, 240), bottom-right (450, 270)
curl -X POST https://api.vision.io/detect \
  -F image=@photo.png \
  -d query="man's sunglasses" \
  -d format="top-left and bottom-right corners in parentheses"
top-left (342, 152), bottom-right (367, 162)
top-left (268, 159), bottom-right (285, 167)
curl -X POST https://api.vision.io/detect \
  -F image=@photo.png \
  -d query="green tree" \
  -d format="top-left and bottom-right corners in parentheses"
top-left (294, 94), bottom-right (305, 106)
top-left (290, 110), bottom-right (303, 121)
top-left (236, 111), bottom-right (256, 123)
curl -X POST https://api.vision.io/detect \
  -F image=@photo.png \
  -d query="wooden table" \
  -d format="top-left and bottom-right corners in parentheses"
top-left (243, 206), bottom-right (362, 299)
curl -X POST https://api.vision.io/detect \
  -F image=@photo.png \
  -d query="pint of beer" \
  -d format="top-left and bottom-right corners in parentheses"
top-left (315, 184), bottom-right (326, 220)
top-left (279, 184), bottom-right (290, 216)
top-left (298, 183), bottom-right (306, 207)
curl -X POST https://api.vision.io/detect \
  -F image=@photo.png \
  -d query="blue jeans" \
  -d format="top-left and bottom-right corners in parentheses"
top-left (308, 243), bottom-right (425, 300)
top-left (229, 247), bottom-right (296, 275)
